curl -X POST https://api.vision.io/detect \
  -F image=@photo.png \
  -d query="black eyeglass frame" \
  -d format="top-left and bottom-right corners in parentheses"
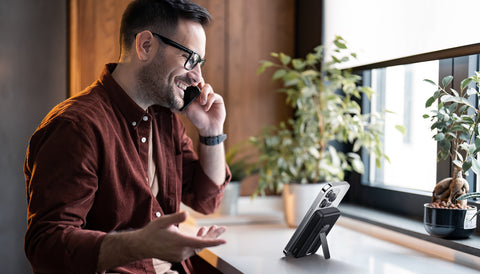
top-left (150, 32), bottom-right (205, 71)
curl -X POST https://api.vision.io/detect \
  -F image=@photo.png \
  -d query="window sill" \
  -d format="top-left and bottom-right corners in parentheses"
top-left (339, 203), bottom-right (480, 257)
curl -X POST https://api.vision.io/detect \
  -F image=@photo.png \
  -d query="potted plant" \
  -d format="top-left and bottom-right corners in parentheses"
top-left (218, 142), bottom-right (257, 215)
top-left (251, 36), bottom-right (400, 227)
top-left (423, 73), bottom-right (480, 238)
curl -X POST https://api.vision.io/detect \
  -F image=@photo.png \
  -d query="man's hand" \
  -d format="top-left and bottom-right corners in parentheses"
top-left (173, 82), bottom-right (228, 185)
top-left (180, 83), bottom-right (226, 137)
top-left (137, 212), bottom-right (226, 262)
top-left (97, 212), bottom-right (226, 271)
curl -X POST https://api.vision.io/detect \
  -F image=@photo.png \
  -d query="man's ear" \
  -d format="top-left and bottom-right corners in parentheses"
top-left (135, 30), bottom-right (156, 61)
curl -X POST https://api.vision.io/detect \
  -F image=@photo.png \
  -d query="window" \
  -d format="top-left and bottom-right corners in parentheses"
top-left (365, 61), bottom-right (439, 192)
top-left (350, 52), bottom-right (480, 217)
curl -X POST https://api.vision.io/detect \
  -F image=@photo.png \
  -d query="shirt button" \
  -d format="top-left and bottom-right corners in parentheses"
top-left (155, 211), bottom-right (161, 217)
top-left (143, 116), bottom-right (149, 121)
top-left (141, 137), bottom-right (147, 143)
top-left (132, 121), bottom-right (137, 126)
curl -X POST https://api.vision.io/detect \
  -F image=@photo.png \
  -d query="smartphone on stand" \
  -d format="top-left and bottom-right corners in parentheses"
top-left (283, 181), bottom-right (349, 257)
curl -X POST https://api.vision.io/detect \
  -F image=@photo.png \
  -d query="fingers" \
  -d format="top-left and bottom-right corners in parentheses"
top-left (205, 225), bottom-right (226, 239)
top-left (182, 225), bottom-right (227, 250)
top-left (196, 226), bottom-right (207, 237)
top-left (196, 225), bottom-right (226, 239)
top-left (199, 84), bottom-right (211, 105)
top-left (198, 84), bottom-right (223, 111)
top-left (185, 226), bottom-right (227, 259)
top-left (155, 211), bottom-right (187, 228)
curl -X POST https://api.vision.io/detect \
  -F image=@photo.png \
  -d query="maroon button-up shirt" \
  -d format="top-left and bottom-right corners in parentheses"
top-left (24, 64), bottom-right (230, 273)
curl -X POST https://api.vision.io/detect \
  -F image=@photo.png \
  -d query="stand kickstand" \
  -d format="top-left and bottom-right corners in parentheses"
top-left (319, 230), bottom-right (330, 259)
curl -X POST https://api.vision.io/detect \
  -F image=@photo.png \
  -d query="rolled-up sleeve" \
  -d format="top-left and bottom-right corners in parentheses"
top-left (24, 118), bottom-right (105, 273)
top-left (179, 129), bottom-right (232, 215)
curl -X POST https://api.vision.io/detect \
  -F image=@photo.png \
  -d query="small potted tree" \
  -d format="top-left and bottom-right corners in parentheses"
top-left (423, 73), bottom-right (479, 238)
top-left (252, 36), bottom-right (401, 227)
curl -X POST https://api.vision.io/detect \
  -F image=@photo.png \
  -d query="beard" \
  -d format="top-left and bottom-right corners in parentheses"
top-left (136, 56), bottom-right (183, 109)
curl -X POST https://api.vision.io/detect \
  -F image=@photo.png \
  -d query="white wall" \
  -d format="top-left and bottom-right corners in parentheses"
top-left (324, 0), bottom-right (480, 67)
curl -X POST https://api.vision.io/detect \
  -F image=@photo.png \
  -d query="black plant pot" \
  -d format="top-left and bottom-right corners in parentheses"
top-left (424, 203), bottom-right (477, 239)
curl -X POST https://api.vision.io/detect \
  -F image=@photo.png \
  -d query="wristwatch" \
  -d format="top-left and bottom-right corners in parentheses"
top-left (199, 134), bottom-right (227, 146)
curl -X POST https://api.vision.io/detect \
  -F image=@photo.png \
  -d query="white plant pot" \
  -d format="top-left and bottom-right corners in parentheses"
top-left (217, 181), bottom-right (241, 215)
top-left (283, 183), bottom-right (325, 227)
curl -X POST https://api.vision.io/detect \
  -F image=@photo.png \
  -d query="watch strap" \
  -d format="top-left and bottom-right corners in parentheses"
top-left (199, 134), bottom-right (227, 146)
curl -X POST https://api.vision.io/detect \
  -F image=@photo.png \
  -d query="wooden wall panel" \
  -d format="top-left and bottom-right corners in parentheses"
top-left (69, 0), bottom-right (295, 195)
top-left (226, 0), bottom-right (294, 144)
top-left (69, 0), bottom-right (131, 95)
top-left (225, 0), bottom-right (295, 194)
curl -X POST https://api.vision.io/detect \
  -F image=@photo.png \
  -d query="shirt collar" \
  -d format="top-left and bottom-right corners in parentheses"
top-left (98, 63), bottom-right (172, 125)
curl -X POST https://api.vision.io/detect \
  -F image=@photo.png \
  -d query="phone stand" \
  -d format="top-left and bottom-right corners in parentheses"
top-left (319, 223), bottom-right (332, 259)
top-left (290, 207), bottom-right (340, 259)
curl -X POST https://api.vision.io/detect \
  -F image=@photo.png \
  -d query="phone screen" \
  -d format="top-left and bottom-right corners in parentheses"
top-left (179, 86), bottom-right (201, 111)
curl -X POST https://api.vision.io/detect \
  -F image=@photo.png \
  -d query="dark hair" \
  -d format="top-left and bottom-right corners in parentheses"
top-left (119, 0), bottom-right (211, 52)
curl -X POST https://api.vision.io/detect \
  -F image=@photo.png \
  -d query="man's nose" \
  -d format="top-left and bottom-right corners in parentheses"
top-left (187, 65), bottom-right (203, 85)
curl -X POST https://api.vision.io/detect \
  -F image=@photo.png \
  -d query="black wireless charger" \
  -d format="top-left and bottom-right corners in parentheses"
top-left (286, 207), bottom-right (340, 259)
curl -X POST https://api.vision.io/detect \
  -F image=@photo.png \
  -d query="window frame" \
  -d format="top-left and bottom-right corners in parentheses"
top-left (346, 43), bottom-right (480, 218)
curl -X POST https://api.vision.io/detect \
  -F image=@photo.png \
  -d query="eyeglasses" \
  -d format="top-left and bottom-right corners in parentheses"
top-left (151, 32), bottom-right (205, 71)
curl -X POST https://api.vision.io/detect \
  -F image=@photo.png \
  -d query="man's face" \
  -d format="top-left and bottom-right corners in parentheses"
top-left (136, 19), bottom-right (206, 110)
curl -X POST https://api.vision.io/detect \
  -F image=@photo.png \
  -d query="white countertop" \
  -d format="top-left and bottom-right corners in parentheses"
top-left (182, 197), bottom-right (480, 274)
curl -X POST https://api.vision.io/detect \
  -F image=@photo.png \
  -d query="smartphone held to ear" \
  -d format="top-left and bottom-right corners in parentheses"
top-left (179, 86), bottom-right (201, 111)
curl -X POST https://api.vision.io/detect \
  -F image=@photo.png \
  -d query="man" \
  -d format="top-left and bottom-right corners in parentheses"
top-left (24, 0), bottom-right (231, 273)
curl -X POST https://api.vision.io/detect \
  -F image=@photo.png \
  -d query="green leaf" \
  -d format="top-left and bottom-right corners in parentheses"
top-left (279, 53), bottom-right (291, 65)
top-left (283, 71), bottom-right (300, 86)
top-left (447, 102), bottom-right (458, 113)
top-left (458, 105), bottom-right (469, 114)
top-left (475, 137), bottom-right (480, 151)
top-left (434, 133), bottom-right (445, 141)
top-left (333, 37), bottom-right (347, 49)
top-left (257, 60), bottom-right (274, 75)
top-left (272, 69), bottom-right (287, 80)
top-left (292, 59), bottom-right (306, 70)
top-left (308, 147), bottom-right (320, 158)
top-left (424, 79), bottom-right (437, 86)
top-left (461, 116), bottom-right (475, 124)
top-left (439, 94), bottom-right (454, 103)
top-left (302, 70), bottom-right (318, 78)
top-left (395, 125), bottom-right (406, 135)
top-left (425, 96), bottom-right (436, 108)
top-left (450, 88), bottom-right (459, 97)
top-left (467, 87), bottom-right (477, 96)
top-left (351, 157), bottom-right (364, 174)
top-left (472, 158), bottom-right (480, 174)
top-left (442, 75), bottom-right (453, 87)
top-left (457, 192), bottom-right (480, 200)
top-left (461, 77), bottom-right (473, 90)
top-left (463, 158), bottom-right (472, 173)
